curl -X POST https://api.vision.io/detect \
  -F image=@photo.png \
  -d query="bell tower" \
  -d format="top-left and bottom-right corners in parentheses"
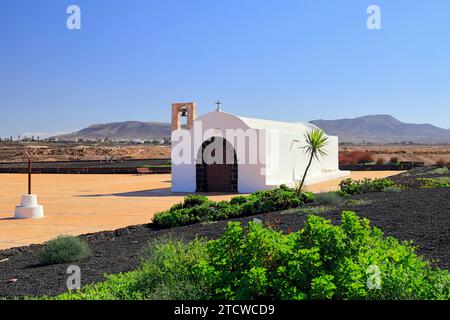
top-left (171, 102), bottom-right (197, 130)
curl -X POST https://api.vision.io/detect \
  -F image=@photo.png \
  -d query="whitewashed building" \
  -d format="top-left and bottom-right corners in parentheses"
top-left (171, 102), bottom-right (349, 193)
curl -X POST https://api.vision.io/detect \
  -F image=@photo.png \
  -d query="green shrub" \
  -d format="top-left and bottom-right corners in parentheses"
top-left (53, 212), bottom-right (450, 300)
top-left (315, 192), bottom-right (343, 205)
top-left (339, 178), bottom-right (396, 196)
top-left (40, 235), bottom-right (91, 265)
top-left (55, 237), bottom-right (210, 300)
top-left (300, 192), bottom-right (315, 203)
top-left (183, 195), bottom-right (211, 208)
top-left (197, 212), bottom-right (450, 300)
top-left (339, 179), bottom-right (360, 195)
top-left (230, 196), bottom-right (248, 205)
top-left (417, 178), bottom-right (450, 189)
top-left (153, 186), bottom-right (315, 228)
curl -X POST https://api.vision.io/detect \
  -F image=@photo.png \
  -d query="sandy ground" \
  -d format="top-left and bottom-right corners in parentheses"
top-left (0, 171), bottom-right (399, 250)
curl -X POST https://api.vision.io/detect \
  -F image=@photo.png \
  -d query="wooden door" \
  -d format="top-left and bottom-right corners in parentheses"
top-left (206, 163), bottom-right (232, 192)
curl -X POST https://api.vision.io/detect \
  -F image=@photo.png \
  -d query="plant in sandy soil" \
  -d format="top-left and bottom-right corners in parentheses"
top-left (40, 235), bottom-right (91, 265)
top-left (152, 185), bottom-right (314, 228)
top-left (339, 178), bottom-right (396, 196)
top-left (52, 212), bottom-right (450, 300)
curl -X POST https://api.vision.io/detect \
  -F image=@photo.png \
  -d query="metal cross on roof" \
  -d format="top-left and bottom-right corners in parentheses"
top-left (215, 100), bottom-right (222, 111)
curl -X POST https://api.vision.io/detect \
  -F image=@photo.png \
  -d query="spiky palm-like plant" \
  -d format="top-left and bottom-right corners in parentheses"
top-left (298, 129), bottom-right (329, 192)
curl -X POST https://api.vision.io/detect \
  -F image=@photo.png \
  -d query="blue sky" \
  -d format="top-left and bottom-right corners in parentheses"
top-left (1, 0), bottom-right (450, 137)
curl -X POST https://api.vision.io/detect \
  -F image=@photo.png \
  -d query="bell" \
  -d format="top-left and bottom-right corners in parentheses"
top-left (180, 109), bottom-right (187, 117)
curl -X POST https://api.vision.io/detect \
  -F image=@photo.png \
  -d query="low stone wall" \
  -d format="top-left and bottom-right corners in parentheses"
top-left (0, 159), bottom-right (172, 174)
top-left (340, 162), bottom-right (425, 171)
top-left (0, 166), bottom-right (171, 174)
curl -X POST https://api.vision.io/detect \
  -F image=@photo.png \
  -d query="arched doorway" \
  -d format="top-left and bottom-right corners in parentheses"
top-left (196, 137), bottom-right (238, 192)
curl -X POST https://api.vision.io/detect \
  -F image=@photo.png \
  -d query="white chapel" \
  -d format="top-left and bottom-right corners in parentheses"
top-left (171, 102), bottom-right (349, 194)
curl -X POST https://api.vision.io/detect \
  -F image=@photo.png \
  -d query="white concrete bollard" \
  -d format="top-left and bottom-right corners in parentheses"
top-left (14, 194), bottom-right (44, 219)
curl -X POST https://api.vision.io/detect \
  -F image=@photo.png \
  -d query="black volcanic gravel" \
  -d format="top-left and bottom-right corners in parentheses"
top-left (0, 187), bottom-right (449, 298)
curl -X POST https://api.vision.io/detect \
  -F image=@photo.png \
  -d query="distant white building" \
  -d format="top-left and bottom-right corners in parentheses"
top-left (171, 102), bottom-right (349, 193)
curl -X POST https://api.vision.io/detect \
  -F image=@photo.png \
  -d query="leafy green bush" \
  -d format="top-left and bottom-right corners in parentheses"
top-left (55, 237), bottom-right (210, 300)
top-left (230, 196), bottom-right (248, 205)
top-left (417, 178), bottom-right (450, 189)
top-left (40, 235), bottom-right (91, 265)
top-left (197, 212), bottom-right (450, 300)
top-left (152, 186), bottom-right (315, 228)
top-left (339, 178), bottom-right (396, 196)
top-left (183, 195), bottom-right (211, 208)
top-left (52, 212), bottom-right (450, 300)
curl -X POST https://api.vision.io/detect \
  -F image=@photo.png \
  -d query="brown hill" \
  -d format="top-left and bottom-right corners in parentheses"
top-left (53, 115), bottom-right (450, 144)
top-left (310, 115), bottom-right (450, 144)
top-left (52, 121), bottom-right (171, 141)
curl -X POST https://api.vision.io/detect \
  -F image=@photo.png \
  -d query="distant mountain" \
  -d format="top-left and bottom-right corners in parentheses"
top-left (310, 115), bottom-right (450, 144)
top-left (52, 121), bottom-right (171, 141)
top-left (52, 114), bottom-right (450, 144)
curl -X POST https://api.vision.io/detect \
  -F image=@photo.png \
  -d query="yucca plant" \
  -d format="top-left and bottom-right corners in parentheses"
top-left (297, 129), bottom-right (329, 192)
